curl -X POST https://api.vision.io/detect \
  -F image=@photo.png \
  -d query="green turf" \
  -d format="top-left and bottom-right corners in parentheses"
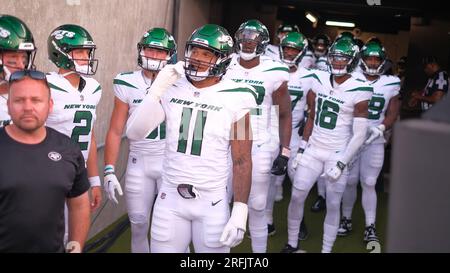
top-left (90, 180), bottom-right (387, 253)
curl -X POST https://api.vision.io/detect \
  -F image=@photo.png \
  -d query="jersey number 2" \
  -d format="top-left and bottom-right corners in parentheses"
top-left (71, 110), bottom-right (92, 151)
top-left (177, 107), bottom-right (208, 156)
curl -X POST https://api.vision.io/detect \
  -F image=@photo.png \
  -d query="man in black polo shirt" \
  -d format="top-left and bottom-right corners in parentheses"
top-left (0, 70), bottom-right (91, 253)
top-left (411, 56), bottom-right (449, 112)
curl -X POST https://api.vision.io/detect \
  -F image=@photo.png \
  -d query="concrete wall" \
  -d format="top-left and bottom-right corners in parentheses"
top-left (1, 0), bottom-right (174, 237)
top-left (175, 0), bottom-right (213, 56)
top-left (1, 0), bottom-right (174, 144)
top-left (387, 119), bottom-right (450, 252)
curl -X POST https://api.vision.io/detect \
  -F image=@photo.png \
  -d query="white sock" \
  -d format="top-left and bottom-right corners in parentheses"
top-left (130, 221), bottom-right (150, 253)
top-left (287, 187), bottom-right (308, 248)
top-left (322, 191), bottom-right (342, 253)
top-left (248, 207), bottom-right (268, 253)
top-left (361, 182), bottom-right (377, 226)
top-left (342, 182), bottom-right (357, 219)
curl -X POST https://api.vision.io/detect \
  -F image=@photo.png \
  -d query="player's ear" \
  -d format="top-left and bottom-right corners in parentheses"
top-left (48, 97), bottom-right (54, 114)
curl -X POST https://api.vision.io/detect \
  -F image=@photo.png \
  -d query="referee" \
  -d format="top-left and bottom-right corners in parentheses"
top-left (411, 56), bottom-right (449, 112)
top-left (0, 70), bottom-right (91, 253)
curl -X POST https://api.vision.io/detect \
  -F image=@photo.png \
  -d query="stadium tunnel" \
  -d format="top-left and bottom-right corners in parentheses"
top-left (2, 0), bottom-right (449, 252)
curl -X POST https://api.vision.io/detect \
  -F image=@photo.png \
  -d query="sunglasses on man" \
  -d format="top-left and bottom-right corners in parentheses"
top-left (8, 69), bottom-right (48, 84)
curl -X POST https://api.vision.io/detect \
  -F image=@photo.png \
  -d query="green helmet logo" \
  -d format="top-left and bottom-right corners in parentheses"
top-left (184, 24), bottom-right (233, 81)
top-left (360, 41), bottom-right (386, 76)
top-left (279, 32), bottom-right (308, 67)
top-left (48, 24), bottom-right (98, 75)
top-left (137, 28), bottom-right (177, 71)
top-left (235, 19), bottom-right (269, 61)
top-left (327, 38), bottom-right (359, 75)
top-left (0, 15), bottom-right (36, 80)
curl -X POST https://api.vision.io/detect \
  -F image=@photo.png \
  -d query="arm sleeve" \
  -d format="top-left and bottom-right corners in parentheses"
top-left (67, 148), bottom-right (90, 198)
top-left (340, 117), bottom-right (369, 164)
top-left (126, 93), bottom-right (165, 140)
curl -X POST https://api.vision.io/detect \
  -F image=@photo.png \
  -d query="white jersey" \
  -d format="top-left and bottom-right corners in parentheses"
top-left (114, 70), bottom-right (165, 155)
top-left (0, 94), bottom-right (10, 127)
top-left (46, 72), bottom-right (102, 161)
top-left (289, 67), bottom-right (314, 129)
top-left (264, 44), bottom-right (315, 68)
top-left (353, 72), bottom-right (400, 144)
top-left (309, 70), bottom-right (373, 151)
top-left (271, 67), bottom-right (314, 151)
top-left (160, 77), bottom-right (257, 191)
top-left (224, 57), bottom-right (289, 145)
top-left (314, 56), bottom-right (328, 71)
top-left (264, 44), bottom-right (280, 61)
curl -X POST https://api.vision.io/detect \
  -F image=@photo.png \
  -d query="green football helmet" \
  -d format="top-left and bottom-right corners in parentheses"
top-left (279, 32), bottom-right (308, 67)
top-left (184, 24), bottom-right (233, 81)
top-left (137, 28), bottom-right (177, 71)
top-left (234, 19), bottom-right (269, 61)
top-left (335, 31), bottom-right (354, 42)
top-left (360, 41), bottom-right (386, 76)
top-left (327, 38), bottom-right (359, 76)
top-left (48, 24), bottom-right (98, 75)
top-left (0, 15), bottom-right (36, 80)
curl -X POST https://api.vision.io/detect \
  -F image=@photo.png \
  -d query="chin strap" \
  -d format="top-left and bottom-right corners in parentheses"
top-left (60, 70), bottom-right (77, 77)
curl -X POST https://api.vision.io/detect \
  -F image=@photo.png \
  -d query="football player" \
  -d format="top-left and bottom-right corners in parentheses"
top-left (283, 38), bottom-right (371, 253)
top-left (126, 24), bottom-right (256, 253)
top-left (310, 33), bottom-right (332, 213)
top-left (104, 28), bottom-right (176, 253)
top-left (311, 34), bottom-right (331, 71)
top-left (46, 24), bottom-right (102, 243)
top-left (338, 40), bottom-right (401, 243)
top-left (0, 15), bottom-right (36, 127)
top-left (265, 23), bottom-right (314, 68)
top-left (264, 24), bottom-right (300, 205)
top-left (265, 32), bottom-right (312, 240)
top-left (224, 19), bottom-right (292, 253)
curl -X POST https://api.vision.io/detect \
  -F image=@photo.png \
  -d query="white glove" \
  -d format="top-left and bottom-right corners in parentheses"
top-left (325, 161), bottom-right (346, 181)
top-left (365, 124), bottom-right (385, 145)
top-left (150, 61), bottom-right (184, 99)
top-left (220, 202), bottom-right (248, 248)
top-left (292, 140), bottom-right (307, 171)
top-left (103, 165), bottom-right (123, 204)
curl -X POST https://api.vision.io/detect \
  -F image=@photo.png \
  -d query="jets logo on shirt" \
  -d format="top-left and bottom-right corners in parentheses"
top-left (48, 151), bottom-right (62, 162)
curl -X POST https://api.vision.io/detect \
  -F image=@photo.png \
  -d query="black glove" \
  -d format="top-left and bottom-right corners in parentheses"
top-left (270, 146), bottom-right (290, 175)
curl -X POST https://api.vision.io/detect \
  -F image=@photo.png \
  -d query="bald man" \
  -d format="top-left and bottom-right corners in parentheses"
top-left (0, 70), bottom-right (90, 252)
